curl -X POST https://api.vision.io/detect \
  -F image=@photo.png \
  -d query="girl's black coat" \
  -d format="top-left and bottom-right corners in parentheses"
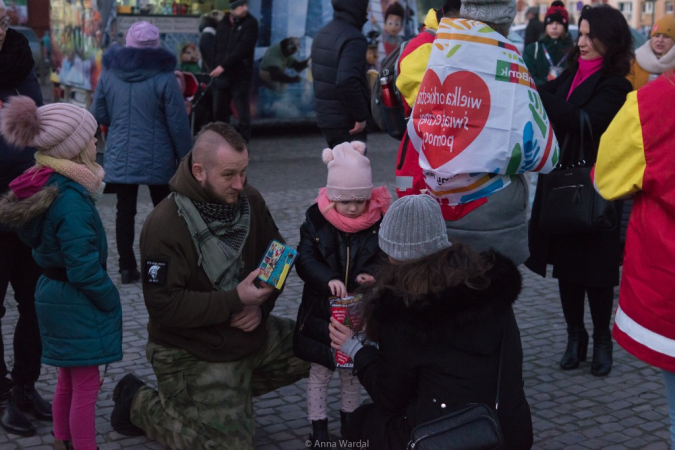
top-left (293, 203), bottom-right (383, 370)
top-left (526, 68), bottom-right (631, 287)
top-left (353, 252), bottom-right (533, 450)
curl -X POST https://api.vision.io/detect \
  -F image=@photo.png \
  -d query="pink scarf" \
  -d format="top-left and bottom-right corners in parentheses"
top-left (567, 56), bottom-right (603, 100)
top-left (316, 186), bottom-right (391, 234)
top-left (9, 166), bottom-right (55, 200)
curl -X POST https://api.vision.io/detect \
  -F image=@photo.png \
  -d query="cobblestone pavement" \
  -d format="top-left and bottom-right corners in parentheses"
top-left (1, 130), bottom-right (671, 449)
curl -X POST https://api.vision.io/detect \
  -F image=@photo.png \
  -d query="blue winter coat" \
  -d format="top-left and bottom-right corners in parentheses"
top-left (91, 45), bottom-right (192, 185)
top-left (3, 174), bottom-right (123, 367)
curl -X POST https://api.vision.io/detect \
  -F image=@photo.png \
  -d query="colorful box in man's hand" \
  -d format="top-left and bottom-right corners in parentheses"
top-left (330, 295), bottom-right (364, 369)
top-left (257, 240), bottom-right (298, 290)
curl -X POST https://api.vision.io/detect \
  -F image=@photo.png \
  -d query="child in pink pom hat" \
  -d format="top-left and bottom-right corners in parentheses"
top-left (293, 141), bottom-right (390, 445)
top-left (0, 96), bottom-right (121, 450)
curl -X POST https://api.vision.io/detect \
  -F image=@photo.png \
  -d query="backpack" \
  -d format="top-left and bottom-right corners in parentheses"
top-left (371, 29), bottom-right (435, 140)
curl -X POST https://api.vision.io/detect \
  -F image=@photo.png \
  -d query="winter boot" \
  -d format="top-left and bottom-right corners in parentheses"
top-left (111, 374), bottom-right (146, 436)
top-left (13, 382), bottom-right (53, 420)
top-left (120, 269), bottom-right (140, 284)
top-left (52, 439), bottom-right (71, 450)
top-left (560, 325), bottom-right (589, 370)
top-left (591, 329), bottom-right (613, 376)
top-left (0, 389), bottom-right (35, 436)
top-left (310, 418), bottom-right (330, 447)
top-left (340, 410), bottom-right (356, 440)
top-left (51, 432), bottom-right (72, 450)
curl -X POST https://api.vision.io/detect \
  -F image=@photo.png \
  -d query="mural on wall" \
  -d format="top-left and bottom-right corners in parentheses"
top-left (49, 0), bottom-right (111, 91)
top-left (48, 0), bottom-right (419, 121)
top-left (50, 0), bottom-right (200, 93)
top-left (251, 0), bottom-right (417, 120)
top-left (4, 0), bottom-right (28, 25)
top-left (250, 0), bottom-right (329, 120)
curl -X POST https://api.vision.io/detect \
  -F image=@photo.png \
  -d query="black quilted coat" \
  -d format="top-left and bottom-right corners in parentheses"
top-left (352, 251), bottom-right (533, 450)
top-left (310, 0), bottom-right (370, 129)
top-left (293, 203), bottom-right (383, 370)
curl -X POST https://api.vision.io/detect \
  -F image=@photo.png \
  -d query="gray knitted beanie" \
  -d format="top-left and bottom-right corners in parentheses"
top-left (460, 0), bottom-right (516, 25)
top-left (379, 195), bottom-right (452, 262)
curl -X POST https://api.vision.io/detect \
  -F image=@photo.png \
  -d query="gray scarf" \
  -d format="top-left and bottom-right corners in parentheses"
top-left (174, 192), bottom-right (250, 291)
top-left (635, 40), bottom-right (675, 75)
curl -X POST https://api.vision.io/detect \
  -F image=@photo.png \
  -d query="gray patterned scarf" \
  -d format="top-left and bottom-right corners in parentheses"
top-left (174, 192), bottom-right (250, 291)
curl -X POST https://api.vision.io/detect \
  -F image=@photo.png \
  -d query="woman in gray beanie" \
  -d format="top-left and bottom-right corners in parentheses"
top-left (329, 195), bottom-right (533, 449)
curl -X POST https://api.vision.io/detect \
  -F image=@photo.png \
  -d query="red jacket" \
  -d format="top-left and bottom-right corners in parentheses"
top-left (595, 75), bottom-right (675, 372)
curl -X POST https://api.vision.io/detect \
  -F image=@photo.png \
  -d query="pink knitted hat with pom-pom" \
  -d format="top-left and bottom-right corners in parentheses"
top-left (323, 141), bottom-right (373, 201)
top-left (0, 96), bottom-right (97, 160)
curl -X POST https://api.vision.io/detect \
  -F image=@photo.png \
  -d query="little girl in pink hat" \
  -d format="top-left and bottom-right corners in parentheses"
top-left (292, 141), bottom-right (390, 445)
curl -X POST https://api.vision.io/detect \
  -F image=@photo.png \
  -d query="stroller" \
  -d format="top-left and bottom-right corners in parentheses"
top-left (175, 71), bottom-right (214, 136)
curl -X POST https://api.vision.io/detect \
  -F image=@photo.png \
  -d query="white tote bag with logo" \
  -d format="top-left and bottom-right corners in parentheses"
top-left (407, 18), bottom-right (559, 206)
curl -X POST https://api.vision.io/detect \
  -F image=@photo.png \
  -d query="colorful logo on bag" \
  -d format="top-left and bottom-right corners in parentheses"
top-left (495, 60), bottom-right (536, 89)
top-left (413, 70), bottom-right (491, 169)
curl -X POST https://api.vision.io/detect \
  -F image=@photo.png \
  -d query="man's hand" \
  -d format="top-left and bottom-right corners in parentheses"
top-left (356, 273), bottom-right (375, 285)
top-left (230, 305), bottom-right (263, 332)
top-left (349, 120), bottom-right (367, 135)
top-left (210, 65), bottom-right (225, 77)
top-left (328, 279), bottom-right (347, 298)
top-left (237, 269), bottom-right (274, 306)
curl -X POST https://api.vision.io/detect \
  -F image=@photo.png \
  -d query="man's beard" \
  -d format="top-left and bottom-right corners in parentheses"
top-left (203, 178), bottom-right (241, 205)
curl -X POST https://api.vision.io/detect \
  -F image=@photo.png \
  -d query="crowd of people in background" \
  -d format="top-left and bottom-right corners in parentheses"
top-left (1, 0), bottom-right (675, 449)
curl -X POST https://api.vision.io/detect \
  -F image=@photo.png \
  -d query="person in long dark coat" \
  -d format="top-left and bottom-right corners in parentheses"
top-left (330, 195), bottom-right (533, 450)
top-left (526, 5), bottom-right (633, 377)
top-left (0, 5), bottom-right (53, 435)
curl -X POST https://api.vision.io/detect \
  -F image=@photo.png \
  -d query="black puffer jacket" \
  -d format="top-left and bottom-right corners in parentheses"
top-left (353, 251), bottom-right (533, 450)
top-left (293, 203), bottom-right (383, 370)
top-left (214, 12), bottom-right (258, 82)
top-left (311, 0), bottom-right (370, 129)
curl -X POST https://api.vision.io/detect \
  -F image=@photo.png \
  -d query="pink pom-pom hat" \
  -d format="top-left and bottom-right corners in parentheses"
top-left (322, 141), bottom-right (373, 201)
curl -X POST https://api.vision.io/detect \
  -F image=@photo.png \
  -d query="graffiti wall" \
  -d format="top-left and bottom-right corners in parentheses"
top-left (49, 0), bottom-right (419, 121)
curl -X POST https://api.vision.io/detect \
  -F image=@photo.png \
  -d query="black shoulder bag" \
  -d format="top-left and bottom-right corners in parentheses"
top-left (406, 321), bottom-right (507, 450)
top-left (538, 110), bottom-right (617, 235)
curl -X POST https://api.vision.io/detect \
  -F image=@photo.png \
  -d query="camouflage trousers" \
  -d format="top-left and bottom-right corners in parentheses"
top-left (130, 316), bottom-right (310, 450)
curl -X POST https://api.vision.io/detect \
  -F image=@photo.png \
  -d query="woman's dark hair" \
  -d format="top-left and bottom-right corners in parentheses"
top-left (361, 243), bottom-right (493, 341)
top-left (566, 5), bottom-right (634, 77)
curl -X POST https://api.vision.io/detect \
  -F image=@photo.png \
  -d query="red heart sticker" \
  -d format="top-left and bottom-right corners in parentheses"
top-left (413, 70), bottom-right (491, 169)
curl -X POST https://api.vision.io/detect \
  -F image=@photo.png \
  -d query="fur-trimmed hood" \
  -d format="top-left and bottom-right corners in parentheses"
top-left (366, 251), bottom-right (522, 350)
top-left (0, 186), bottom-right (58, 230)
top-left (102, 45), bottom-right (177, 82)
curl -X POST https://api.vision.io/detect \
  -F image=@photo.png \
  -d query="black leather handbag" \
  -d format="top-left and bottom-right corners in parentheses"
top-left (538, 111), bottom-right (617, 235)
top-left (406, 325), bottom-right (507, 450)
